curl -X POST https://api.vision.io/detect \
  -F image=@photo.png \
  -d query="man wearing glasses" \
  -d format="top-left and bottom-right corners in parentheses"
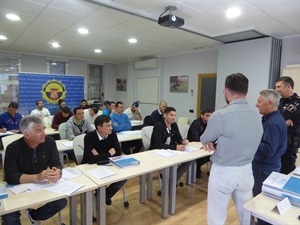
top-left (150, 106), bottom-right (191, 182)
top-left (2, 115), bottom-right (67, 225)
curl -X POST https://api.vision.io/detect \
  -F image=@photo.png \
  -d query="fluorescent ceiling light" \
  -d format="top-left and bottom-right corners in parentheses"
top-left (6, 13), bottom-right (21, 21)
top-left (51, 42), bottom-right (60, 48)
top-left (78, 28), bottom-right (89, 34)
top-left (128, 38), bottom-right (137, 43)
top-left (94, 49), bottom-right (102, 53)
top-left (0, 35), bottom-right (7, 40)
top-left (226, 8), bottom-right (241, 18)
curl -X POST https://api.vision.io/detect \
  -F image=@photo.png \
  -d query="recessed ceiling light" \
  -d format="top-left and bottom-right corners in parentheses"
top-left (128, 38), bottom-right (137, 44)
top-left (6, 13), bottom-right (21, 21)
top-left (226, 7), bottom-right (241, 18)
top-left (51, 42), bottom-right (60, 48)
top-left (78, 28), bottom-right (89, 34)
top-left (0, 35), bottom-right (7, 40)
top-left (94, 49), bottom-right (102, 53)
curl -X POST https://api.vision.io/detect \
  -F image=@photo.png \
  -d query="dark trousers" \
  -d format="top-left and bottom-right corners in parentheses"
top-left (252, 160), bottom-right (280, 225)
top-left (177, 161), bottom-right (193, 182)
top-left (2, 198), bottom-right (67, 225)
top-left (280, 145), bottom-right (298, 174)
top-left (121, 140), bottom-right (143, 154)
top-left (196, 156), bottom-right (210, 176)
top-left (106, 180), bottom-right (127, 200)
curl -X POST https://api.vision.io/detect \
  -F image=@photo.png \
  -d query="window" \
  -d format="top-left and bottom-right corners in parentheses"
top-left (88, 64), bottom-right (103, 101)
top-left (47, 60), bottom-right (68, 74)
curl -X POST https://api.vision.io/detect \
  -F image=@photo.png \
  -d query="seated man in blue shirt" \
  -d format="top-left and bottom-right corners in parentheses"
top-left (253, 89), bottom-right (287, 225)
top-left (111, 101), bottom-right (142, 154)
top-left (102, 101), bottom-right (115, 116)
top-left (0, 102), bottom-right (23, 134)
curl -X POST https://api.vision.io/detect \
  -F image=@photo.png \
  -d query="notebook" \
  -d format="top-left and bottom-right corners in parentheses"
top-left (110, 156), bottom-right (140, 168)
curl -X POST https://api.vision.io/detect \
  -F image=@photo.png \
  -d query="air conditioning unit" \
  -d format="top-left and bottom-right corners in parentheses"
top-left (134, 58), bottom-right (158, 70)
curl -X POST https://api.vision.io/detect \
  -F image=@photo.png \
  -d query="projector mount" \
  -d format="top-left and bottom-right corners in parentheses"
top-left (159, 6), bottom-right (178, 18)
top-left (158, 5), bottom-right (184, 28)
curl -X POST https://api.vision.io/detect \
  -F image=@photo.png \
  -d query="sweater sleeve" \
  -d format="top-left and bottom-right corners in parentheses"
top-left (4, 142), bottom-right (22, 184)
top-left (51, 112), bottom-right (59, 129)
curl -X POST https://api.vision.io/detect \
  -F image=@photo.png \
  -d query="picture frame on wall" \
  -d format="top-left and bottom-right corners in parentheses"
top-left (116, 78), bottom-right (127, 91)
top-left (170, 75), bottom-right (189, 93)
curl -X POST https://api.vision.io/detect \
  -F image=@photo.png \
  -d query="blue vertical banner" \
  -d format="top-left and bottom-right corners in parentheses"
top-left (18, 73), bottom-right (84, 115)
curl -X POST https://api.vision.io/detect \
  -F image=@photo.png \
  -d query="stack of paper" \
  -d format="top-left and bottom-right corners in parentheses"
top-left (87, 167), bottom-right (116, 179)
top-left (262, 171), bottom-right (300, 207)
top-left (61, 141), bottom-right (73, 148)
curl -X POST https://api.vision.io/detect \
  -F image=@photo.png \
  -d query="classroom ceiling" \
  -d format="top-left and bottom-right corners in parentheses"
top-left (0, 0), bottom-right (299, 63)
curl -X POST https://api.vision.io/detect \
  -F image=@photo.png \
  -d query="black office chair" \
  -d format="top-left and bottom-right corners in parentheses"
top-left (143, 115), bottom-right (151, 127)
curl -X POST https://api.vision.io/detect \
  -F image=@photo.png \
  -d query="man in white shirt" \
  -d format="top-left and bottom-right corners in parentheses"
top-left (30, 100), bottom-right (50, 118)
top-left (84, 106), bottom-right (99, 126)
top-left (124, 102), bottom-right (142, 121)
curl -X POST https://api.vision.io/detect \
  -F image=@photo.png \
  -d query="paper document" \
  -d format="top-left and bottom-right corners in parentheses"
top-left (61, 141), bottom-right (73, 148)
top-left (0, 131), bottom-right (14, 136)
top-left (45, 180), bottom-right (84, 196)
top-left (120, 130), bottom-right (141, 135)
top-left (263, 172), bottom-right (289, 190)
top-left (62, 167), bottom-right (83, 180)
top-left (152, 149), bottom-right (177, 158)
top-left (7, 183), bottom-right (34, 195)
top-left (88, 167), bottom-right (116, 179)
top-left (293, 166), bottom-right (300, 176)
top-left (184, 146), bottom-right (199, 152)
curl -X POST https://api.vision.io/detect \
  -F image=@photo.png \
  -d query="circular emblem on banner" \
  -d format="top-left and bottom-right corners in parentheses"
top-left (41, 80), bottom-right (67, 104)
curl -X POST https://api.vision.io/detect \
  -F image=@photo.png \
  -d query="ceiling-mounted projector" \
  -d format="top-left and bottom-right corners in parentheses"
top-left (158, 6), bottom-right (184, 28)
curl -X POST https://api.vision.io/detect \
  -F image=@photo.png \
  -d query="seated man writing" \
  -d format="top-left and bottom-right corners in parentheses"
top-left (82, 115), bottom-right (127, 205)
top-left (150, 106), bottom-right (192, 182)
top-left (2, 115), bottom-right (67, 225)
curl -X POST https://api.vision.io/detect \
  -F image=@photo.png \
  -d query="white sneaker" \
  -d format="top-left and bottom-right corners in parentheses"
top-left (25, 209), bottom-right (41, 225)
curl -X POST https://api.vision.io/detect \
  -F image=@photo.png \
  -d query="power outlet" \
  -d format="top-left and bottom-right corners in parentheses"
top-left (189, 109), bottom-right (194, 113)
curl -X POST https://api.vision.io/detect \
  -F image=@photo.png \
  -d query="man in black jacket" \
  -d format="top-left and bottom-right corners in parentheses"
top-left (187, 109), bottom-right (212, 178)
top-left (150, 107), bottom-right (192, 181)
top-left (82, 115), bottom-right (127, 205)
top-left (149, 100), bottom-right (168, 125)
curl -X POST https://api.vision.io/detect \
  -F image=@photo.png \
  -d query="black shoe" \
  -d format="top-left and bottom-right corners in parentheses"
top-left (196, 173), bottom-right (201, 179)
top-left (106, 199), bottom-right (112, 205)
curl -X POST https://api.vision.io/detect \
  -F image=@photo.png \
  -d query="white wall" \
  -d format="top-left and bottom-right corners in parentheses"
top-left (216, 37), bottom-right (273, 110)
top-left (281, 35), bottom-right (300, 70)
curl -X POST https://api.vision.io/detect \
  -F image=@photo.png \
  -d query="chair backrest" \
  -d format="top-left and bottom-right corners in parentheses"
top-left (178, 116), bottom-right (189, 125)
top-left (2, 134), bottom-right (24, 169)
top-left (141, 126), bottom-right (154, 150)
top-left (58, 122), bottom-right (67, 139)
top-left (143, 115), bottom-right (151, 127)
top-left (178, 123), bottom-right (189, 139)
top-left (43, 116), bottom-right (53, 128)
top-left (73, 134), bottom-right (86, 164)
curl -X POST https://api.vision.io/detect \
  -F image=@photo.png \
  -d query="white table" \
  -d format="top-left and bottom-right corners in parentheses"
top-left (243, 193), bottom-right (300, 225)
top-left (117, 130), bottom-right (142, 142)
top-left (55, 139), bottom-right (73, 165)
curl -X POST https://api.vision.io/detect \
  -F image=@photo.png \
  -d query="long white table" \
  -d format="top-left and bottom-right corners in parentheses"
top-left (77, 142), bottom-right (211, 225)
top-left (243, 193), bottom-right (300, 225)
top-left (56, 139), bottom-right (74, 165)
top-left (0, 169), bottom-right (97, 225)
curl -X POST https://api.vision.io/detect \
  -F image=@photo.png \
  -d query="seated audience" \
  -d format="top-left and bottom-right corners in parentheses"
top-left (84, 106), bottom-right (99, 126)
top-left (149, 101), bottom-right (168, 126)
top-left (111, 101), bottom-right (142, 154)
top-left (51, 106), bottom-right (73, 130)
top-left (2, 115), bottom-right (67, 225)
top-left (56, 99), bottom-right (66, 112)
top-left (0, 101), bottom-right (23, 134)
top-left (103, 101), bottom-right (115, 116)
top-left (150, 106), bottom-right (192, 182)
top-left (187, 109), bottom-right (212, 178)
top-left (66, 107), bottom-right (93, 140)
top-left (124, 101), bottom-right (142, 121)
top-left (253, 89), bottom-right (287, 225)
top-left (30, 100), bottom-right (51, 118)
top-left (79, 99), bottom-right (89, 109)
top-left (82, 115), bottom-right (127, 205)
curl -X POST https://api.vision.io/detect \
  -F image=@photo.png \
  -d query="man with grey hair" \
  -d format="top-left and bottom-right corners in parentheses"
top-left (2, 115), bottom-right (67, 225)
top-left (252, 89), bottom-right (287, 225)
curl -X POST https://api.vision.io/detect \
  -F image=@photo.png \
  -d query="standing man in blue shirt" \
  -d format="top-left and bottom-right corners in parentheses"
top-left (201, 73), bottom-right (263, 225)
top-left (0, 102), bottom-right (23, 134)
top-left (275, 76), bottom-right (300, 174)
top-left (111, 101), bottom-right (142, 154)
top-left (253, 89), bottom-right (287, 225)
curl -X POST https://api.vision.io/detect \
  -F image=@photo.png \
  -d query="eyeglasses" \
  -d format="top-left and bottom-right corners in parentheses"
top-left (31, 149), bottom-right (37, 164)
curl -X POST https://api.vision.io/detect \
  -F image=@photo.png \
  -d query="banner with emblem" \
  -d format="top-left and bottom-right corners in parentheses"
top-left (18, 73), bottom-right (84, 115)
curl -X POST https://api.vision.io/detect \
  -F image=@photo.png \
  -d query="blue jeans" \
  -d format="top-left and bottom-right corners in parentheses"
top-left (2, 198), bottom-right (67, 225)
top-left (252, 160), bottom-right (280, 225)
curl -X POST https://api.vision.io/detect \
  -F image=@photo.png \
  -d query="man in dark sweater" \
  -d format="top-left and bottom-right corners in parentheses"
top-left (149, 100), bottom-right (168, 126)
top-left (82, 115), bottom-right (127, 205)
top-left (187, 109), bottom-right (212, 178)
top-left (51, 106), bottom-right (73, 129)
top-left (2, 115), bottom-right (67, 225)
top-left (150, 107), bottom-right (192, 182)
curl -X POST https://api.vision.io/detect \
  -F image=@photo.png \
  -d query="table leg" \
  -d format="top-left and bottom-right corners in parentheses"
top-left (242, 208), bottom-right (255, 225)
top-left (139, 174), bottom-right (146, 203)
top-left (69, 196), bottom-right (77, 225)
top-left (186, 165), bottom-right (192, 185)
top-left (191, 160), bottom-right (197, 183)
top-left (81, 191), bottom-right (93, 225)
top-left (59, 152), bottom-right (64, 167)
top-left (169, 165), bottom-right (177, 215)
top-left (146, 172), bottom-right (153, 200)
top-left (97, 186), bottom-right (106, 225)
top-left (161, 167), bottom-right (170, 219)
